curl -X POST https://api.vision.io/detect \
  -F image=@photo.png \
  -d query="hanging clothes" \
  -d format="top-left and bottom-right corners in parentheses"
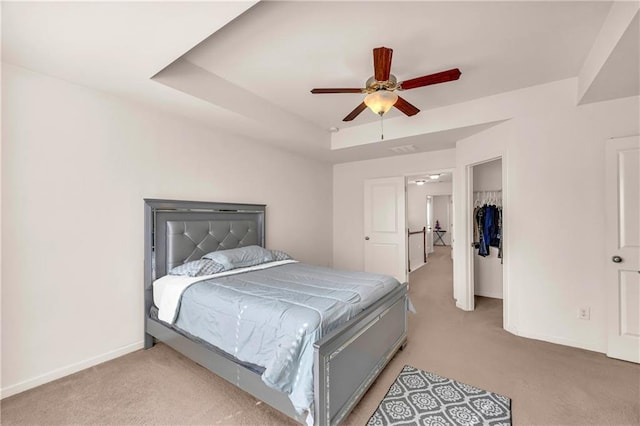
top-left (472, 205), bottom-right (480, 244)
top-left (497, 206), bottom-right (503, 261)
top-left (473, 192), bottom-right (502, 258)
top-left (476, 206), bottom-right (489, 257)
top-left (488, 205), bottom-right (500, 248)
top-left (484, 204), bottom-right (494, 249)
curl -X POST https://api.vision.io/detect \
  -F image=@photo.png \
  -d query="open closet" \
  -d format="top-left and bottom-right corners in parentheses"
top-left (472, 159), bottom-right (503, 299)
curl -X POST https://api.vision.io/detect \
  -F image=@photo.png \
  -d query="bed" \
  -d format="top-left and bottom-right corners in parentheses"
top-left (143, 199), bottom-right (408, 425)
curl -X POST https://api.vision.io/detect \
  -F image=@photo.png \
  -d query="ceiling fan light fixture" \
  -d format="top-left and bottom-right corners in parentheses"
top-left (311, 47), bottom-right (461, 122)
top-left (364, 90), bottom-right (398, 116)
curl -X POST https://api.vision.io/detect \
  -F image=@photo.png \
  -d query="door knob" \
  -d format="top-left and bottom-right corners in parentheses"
top-left (365, 236), bottom-right (370, 240)
top-left (612, 255), bottom-right (623, 263)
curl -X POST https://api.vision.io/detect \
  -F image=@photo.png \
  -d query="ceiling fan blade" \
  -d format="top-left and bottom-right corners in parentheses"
top-left (311, 88), bottom-right (364, 94)
top-left (343, 102), bottom-right (368, 122)
top-left (399, 68), bottom-right (461, 90)
top-left (373, 47), bottom-right (393, 81)
top-left (394, 96), bottom-right (420, 117)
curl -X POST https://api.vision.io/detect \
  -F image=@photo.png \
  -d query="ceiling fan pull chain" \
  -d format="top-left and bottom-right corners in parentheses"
top-left (380, 113), bottom-right (384, 140)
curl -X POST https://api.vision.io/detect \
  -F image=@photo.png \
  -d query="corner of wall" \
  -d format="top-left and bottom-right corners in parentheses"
top-left (1, 341), bottom-right (143, 400)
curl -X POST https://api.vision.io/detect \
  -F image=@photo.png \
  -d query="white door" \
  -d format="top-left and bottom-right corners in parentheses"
top-left (364, 176), bottom-right (407, 283)
top-left (426, 196), bottom-right (434, 254)
top-left (606, 135), bottom-right (640, 363)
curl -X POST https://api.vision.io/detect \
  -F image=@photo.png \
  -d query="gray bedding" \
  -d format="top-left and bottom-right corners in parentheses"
top-left (172, 262), bottom-right (400, 416)
top-left (149, 305), bottom-right (265, 375)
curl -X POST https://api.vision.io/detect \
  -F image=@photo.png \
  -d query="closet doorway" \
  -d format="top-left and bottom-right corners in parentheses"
top-left (469, 159), bottom-right (504, 310)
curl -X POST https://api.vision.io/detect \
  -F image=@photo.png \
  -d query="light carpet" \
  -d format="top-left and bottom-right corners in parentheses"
top-left (2, 247), bottom-right (639, 425)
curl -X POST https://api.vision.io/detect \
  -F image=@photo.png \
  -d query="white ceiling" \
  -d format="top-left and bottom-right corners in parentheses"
top-left (408, 172), bottom-right (453, 185)
top-left (183, 1), bottom-right (610, 131)
top-left (3, 1), bottom-right (636, 164)
top-left (579, 11), bottom-right (640, 104)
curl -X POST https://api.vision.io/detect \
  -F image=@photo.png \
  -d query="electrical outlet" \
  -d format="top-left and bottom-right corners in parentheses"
top-left (578, 307), bottom-right (590, 320)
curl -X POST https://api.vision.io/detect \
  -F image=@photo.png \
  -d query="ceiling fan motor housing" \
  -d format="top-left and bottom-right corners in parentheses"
top-left (365, 74), bottom-right (398, 93)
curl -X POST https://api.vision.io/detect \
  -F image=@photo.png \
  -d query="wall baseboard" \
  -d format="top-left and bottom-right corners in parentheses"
top-left (409, 262), bottom-right (428, 273)
top-left (453, 304), bottom-right (603, 354)
top-left (1, 340), bottom-right (144, 400)
top-left (455, 300), bottom-right (473, 311)
top-left (516, 329), bottom-right (604, 354)
top-left (474, 290), bottom-right (503, 299)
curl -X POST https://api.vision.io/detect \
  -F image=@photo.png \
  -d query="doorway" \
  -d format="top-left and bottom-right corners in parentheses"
top-left (471, 159), bottom-right (503, 301)
top-left (454, 154), bottom-right (509, 328)
top-left (406, 171), bottom-right (453, 273)
top-left (432, 195), bottom-right (452, 248)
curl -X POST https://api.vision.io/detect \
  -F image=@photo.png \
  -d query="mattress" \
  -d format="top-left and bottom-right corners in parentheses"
top-left (152, 261), bottom-right (400, 418)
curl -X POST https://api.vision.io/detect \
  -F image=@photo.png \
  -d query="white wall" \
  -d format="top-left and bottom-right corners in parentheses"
top-left (333, 150), bottom-right (456, 272)
top-left (1, 63), bottom-right (333, 397)
top-left (473, 159), bottom-right (503, 299)
top-left (473, 159), bottom-right (502, 191)
top-left (453, 78), bottom-right (639, 352)
top-left (407, 182), bottom-right (453, 235)
top-left (407, 186), bottom-right (427, 272)
top-left (335, 77), bottom-right (639, 354)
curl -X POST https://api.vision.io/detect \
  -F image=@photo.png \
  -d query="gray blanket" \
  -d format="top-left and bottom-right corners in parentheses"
top-left (174, 262), bottom-right (400, 416)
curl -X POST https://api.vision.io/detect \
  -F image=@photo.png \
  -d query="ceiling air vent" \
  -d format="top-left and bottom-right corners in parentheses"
top-left (389, 144), bottom-right (417, 154)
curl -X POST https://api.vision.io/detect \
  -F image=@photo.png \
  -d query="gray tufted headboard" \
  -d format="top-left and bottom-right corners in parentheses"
top-left (164, 219), bottom-right (259, 271)
top-left (144, 199), bottom-right (266, 315)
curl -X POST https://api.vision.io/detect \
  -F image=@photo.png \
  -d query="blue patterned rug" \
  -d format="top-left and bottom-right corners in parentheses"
top-left (367, 365), bottom-right (512, 425)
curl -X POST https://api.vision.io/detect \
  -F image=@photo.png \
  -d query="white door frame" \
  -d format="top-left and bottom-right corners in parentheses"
top-left (454, 154), bottom-right (514, 333)
top-left (462, 164), bottom-right (476, 310)
top-left (406, 167), bottom-right (455, 261)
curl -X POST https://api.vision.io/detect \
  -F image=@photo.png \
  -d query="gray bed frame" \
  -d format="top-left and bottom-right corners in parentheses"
top-left (143, 199), bottom-right (408, 425)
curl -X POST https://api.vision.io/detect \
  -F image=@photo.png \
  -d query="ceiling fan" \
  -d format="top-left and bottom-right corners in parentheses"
top-left (311, 47), bottom-right (461, 122)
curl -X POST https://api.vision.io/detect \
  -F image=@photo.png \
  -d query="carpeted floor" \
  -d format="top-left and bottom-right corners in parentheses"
top-left (2, 246), bottom-right (639, 425)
